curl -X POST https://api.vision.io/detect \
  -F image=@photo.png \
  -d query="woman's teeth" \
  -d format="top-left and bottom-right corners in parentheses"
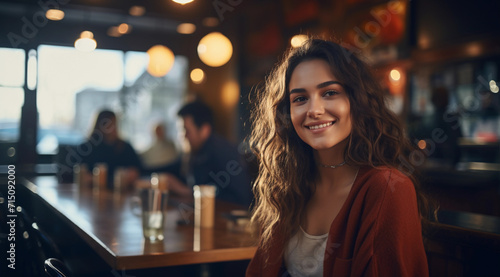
top-left (308, 122), bottom-right (333, 130)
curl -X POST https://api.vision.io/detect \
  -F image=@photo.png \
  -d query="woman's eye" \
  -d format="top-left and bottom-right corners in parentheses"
top-left (324, 90), bottom-right (338, 97)
top-left (292, 96), bottom-right (306, 103)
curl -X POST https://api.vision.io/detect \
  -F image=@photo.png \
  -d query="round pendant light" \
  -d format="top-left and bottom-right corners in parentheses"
top-left (147, 45), bottom-right (175, 77)
top-left (197, 32), bottom-right (233, 67)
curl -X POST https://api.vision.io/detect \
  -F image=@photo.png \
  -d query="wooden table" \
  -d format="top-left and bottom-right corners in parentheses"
top-left (23, 176), bottom-right (257, 271)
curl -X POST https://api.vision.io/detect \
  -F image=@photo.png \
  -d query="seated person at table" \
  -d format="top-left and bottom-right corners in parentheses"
top-left (141, 122), bottom-right (179, 170)
top-left (78, 110), bottom-right (143, 189)
top-left (152, 101), bottom-right (253, 207)
top-left (246, 38), bottom-right (431, 276)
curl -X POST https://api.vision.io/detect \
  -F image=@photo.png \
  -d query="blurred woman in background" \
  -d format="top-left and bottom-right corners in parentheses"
top-left (78, 110), bottom-right (143, 189)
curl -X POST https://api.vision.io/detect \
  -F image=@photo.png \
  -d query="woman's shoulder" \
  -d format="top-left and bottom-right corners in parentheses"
top-left (357, 166), bottom-right (415, 197)
top-left (360, 166), bottom-right (411, 181)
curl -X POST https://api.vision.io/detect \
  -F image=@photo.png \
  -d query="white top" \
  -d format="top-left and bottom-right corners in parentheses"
top-left (141, 139), bottom-right (178, 169)
top-left (284, 227), bottom-right (328, 277)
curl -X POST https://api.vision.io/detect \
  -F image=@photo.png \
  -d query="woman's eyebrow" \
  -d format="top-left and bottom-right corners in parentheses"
top-left (290, 80), bottom-right (343, 94)
top-left (317, 80), bottom-right (342, 89)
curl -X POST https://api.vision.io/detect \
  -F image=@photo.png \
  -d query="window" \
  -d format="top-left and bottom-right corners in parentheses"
top-left (0, 48), bottom-right (25, 164)
top-left (36, 45), bottom-right (187, 156)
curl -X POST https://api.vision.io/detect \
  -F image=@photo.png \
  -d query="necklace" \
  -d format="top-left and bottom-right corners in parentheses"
top-left (319, 160), bottom-right (346, 169)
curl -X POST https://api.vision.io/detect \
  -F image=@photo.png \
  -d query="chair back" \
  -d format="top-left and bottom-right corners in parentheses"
top-left (44, 258), bottom-right (71, 277)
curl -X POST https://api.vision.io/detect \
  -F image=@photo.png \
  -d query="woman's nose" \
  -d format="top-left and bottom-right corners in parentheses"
top-left (306, 97), bottom-right (325, 118)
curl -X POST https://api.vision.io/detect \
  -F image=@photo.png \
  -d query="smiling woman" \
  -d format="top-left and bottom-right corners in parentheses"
top-left (247, 38), bottom-right (434, 277)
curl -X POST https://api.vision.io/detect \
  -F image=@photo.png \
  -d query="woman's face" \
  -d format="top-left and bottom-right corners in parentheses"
top-left (102, 117), bottom-right (118, 143)
top-left (289, 59), bottom-right (352, 151)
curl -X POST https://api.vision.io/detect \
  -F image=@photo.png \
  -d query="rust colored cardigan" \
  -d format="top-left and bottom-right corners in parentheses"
top-left (246, 166), bottom-right (429, 277)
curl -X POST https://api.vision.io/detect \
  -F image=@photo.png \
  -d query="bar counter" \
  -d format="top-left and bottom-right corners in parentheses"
top-left (21, 176), bottom-right (257, 274)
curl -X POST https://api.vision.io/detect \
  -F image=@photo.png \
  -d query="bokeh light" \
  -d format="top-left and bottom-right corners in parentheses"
top-left (190, 68), bottom-right (205, 84)
top-left (147, 45), bottom-right (175, 77)
top-left (197, 32), bottom-right (232, 67)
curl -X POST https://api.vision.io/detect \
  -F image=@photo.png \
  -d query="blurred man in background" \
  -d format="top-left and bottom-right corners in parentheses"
top-left (153, 101), bottom-right (253, 207)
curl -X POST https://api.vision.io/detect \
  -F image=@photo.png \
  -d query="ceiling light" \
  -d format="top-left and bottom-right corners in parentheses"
top-left (46, 9), bottom-right (64, 21)
top-left (197, 32), bottom-right (232, 67)
top-left (202, 17), bottom-right (219, 27)
top-left (177, 23), bottom-right (196, 34)
top-left (80, 31), bottom-right (93, 39)
top-left (147, 45), bottom-right (175, 77)
top-left (129, 5), bottom-right (146, 16)
top-left (118, 23), bottom-right (131, 34)
top-left (172, 0), bottom-right (195, 5)
top-left (75, 31), bottom-right (97, 52)
top-left (190, 68), bottom-right (205, 84)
